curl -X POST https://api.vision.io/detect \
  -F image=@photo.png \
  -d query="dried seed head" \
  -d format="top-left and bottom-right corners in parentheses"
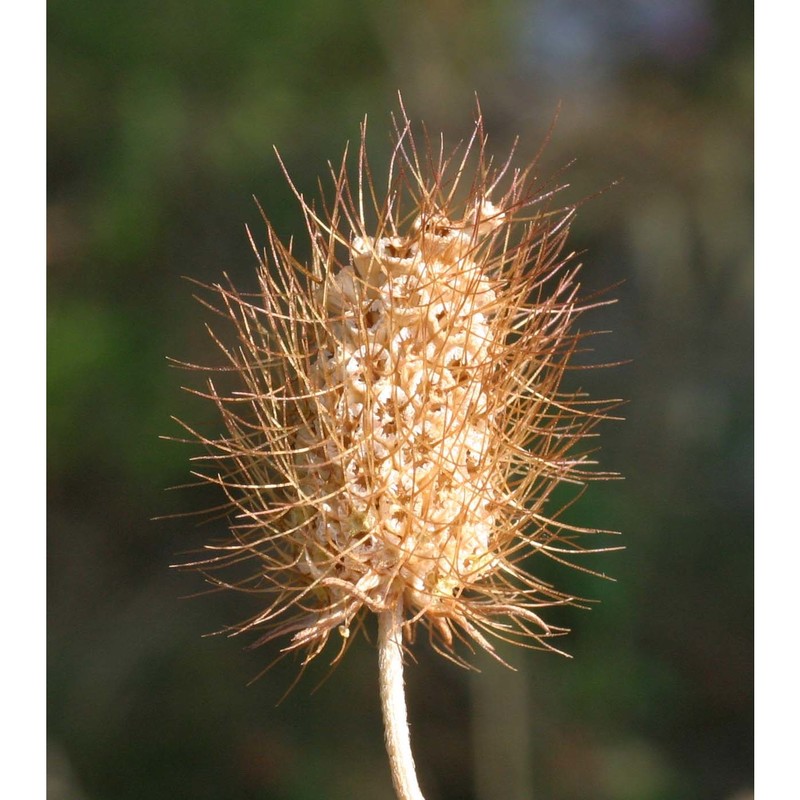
top-left (175, 109), bottom-right (618, 669)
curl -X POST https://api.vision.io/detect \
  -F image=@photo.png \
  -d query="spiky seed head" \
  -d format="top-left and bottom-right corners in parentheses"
top-left (175, 109), bottom-right (618, 669)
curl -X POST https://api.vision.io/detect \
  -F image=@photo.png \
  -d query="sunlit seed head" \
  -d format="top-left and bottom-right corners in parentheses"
top-left (175, 107), bottom-right (619, 669)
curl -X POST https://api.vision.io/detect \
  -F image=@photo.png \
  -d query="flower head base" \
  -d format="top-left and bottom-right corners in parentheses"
top-left (177, 111), bottom-right (617, 670)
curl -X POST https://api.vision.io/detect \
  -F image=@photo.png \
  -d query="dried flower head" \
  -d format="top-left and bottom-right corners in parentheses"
top-left (173, 105), bottom-right (618, 799)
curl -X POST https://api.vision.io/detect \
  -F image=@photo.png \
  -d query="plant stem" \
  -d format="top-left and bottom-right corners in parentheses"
top-left (379, 604), bottom-right (426, 800)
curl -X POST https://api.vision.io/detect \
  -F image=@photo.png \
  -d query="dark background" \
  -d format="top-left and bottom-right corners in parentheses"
top-left (47, 1), bottom-right (752, 798)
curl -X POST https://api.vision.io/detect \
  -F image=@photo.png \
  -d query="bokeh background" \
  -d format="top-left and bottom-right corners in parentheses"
top-left (47, 1), bottom-right (752, 798)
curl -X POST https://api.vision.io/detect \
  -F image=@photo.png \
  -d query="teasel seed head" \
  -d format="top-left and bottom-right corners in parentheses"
top-left (174, 108), bottom-right (619, 674)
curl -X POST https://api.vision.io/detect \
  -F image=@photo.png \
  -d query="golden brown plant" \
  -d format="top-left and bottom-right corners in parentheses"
top-left (173, 106), bottom-right (619, 800)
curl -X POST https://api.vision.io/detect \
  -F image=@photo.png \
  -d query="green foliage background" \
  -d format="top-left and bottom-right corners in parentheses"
top-left (48, 1), bottom-right (752, 798)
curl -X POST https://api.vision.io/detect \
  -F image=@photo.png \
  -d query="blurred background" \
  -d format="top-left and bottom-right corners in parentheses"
top-left (47, 1), bottom-right (752, 798)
